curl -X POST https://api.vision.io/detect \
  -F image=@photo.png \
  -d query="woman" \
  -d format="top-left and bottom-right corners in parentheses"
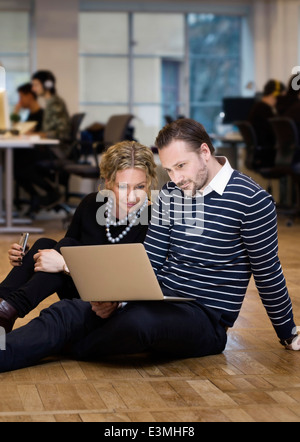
top-left (0, 140), bottom-right (157, 334)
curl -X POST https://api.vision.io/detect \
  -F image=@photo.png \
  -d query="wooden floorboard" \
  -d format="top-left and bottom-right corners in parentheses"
top-left (0, 215), bottom-right (300, 422)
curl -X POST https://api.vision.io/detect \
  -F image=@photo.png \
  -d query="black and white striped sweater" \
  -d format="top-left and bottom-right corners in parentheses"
top-left (144, 169), bottom-right (295, 340)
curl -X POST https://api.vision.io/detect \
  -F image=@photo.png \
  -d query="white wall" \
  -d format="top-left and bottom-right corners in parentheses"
top-left (33, 0), bottom-right (79, 115)
top-left (253, 0), bottom-right (300, 91)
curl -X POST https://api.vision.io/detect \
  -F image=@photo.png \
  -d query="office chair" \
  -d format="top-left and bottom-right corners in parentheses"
top-left (164, 115), bottom-right (174, 124)
top-left (234, 121), bottom-right (259, 171)
top-left (49, 112), bottom-right (86, 163)
top-left (14, 113), bottom-right (86, 217)
top-left (35, 112), bottom-right (86, 184)
top-left (24, 112), bottom-right (86, 222)
top-left (269, 117), bottom-right (300, 218)
top-left (99, 113), bottom-right (135, 152)
top-left (268, 117), bottom-right (299, 166)
top-left (235, 120), bottom-right (292, 198)
top-left (63, 113), bottom-right (135, 202)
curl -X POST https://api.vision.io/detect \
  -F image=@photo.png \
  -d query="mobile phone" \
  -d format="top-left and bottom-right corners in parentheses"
top-left (18, 233), bottom-right (29, 251)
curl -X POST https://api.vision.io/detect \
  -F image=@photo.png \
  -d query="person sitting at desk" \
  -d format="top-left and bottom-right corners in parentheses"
top-left (13, 82), bottom-right (44, 132)
top-left (248, 79), bottom-right (286, 167)
top-left (280, 74), bottom-right (300, 152)
top-left (12, 83), bottom-right (50, 212)
top-left (277, 73), bottom-right (300, 116)
top-left (30, 70), bottom-right (73, 208)
top-left (10, 82), bottom-right (61, 212)
top-left (31, 70), bottom-right (70, 142)
top-left (16, 71), bottom-right (71, 211)
top-left (0, 140), bottom-right (156, 339)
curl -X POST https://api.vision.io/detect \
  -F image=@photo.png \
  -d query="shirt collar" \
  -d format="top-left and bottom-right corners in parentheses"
top-left (198, 156), bottom-right (233, 197)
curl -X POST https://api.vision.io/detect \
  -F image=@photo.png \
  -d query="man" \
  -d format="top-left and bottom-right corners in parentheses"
top-left (12, 82), bottom-right (60, 211)
top-left (145, 118), bottom-right (299, 351)
top-left (28, 70), bottom-right (71, 208)
top-left (0, 119), bottom-right (299, 373)
top-left (14, 82), bottom-right (44, 131)
top-left (281, 74), bottom-right (300, 144)
top-left (248, 79), bottom-right (285, 167)
top-left (31, 70), bottom-right (70, 141)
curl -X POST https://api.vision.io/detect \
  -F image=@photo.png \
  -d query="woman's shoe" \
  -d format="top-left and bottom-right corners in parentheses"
top-left (0, 298), bottom-right (18, 333)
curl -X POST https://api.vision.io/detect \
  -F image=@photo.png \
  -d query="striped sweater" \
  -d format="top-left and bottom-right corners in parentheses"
top-left (144, 169), bottom-right (296, 340)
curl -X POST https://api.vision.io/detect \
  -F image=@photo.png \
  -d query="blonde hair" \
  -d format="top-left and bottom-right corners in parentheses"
top-left (100, 141), bottom-right (157, 197)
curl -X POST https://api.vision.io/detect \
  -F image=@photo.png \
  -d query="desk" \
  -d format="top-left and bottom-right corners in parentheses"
top-left (0, 137), bottom-right (59, 233)
top-left (209, 133), bottom-right (244, 169)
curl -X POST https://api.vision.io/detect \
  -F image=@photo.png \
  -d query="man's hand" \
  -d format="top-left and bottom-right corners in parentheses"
top-left (283, 327), bottom-right (300, 350)
top-left (33, 249), bottom-right (66, 273)
top-left (286, 333), bottom-right (300, 351)
top-left (90, 301), bottom-right (119, 319)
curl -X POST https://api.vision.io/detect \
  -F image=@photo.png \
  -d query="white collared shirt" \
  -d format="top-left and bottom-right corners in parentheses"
top-left (197, 156), bottom-right (233, 197)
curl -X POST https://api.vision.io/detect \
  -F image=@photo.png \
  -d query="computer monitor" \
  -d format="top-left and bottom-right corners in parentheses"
top-left (0, 89), bottom-right (9, 130)
top-left (222, 97), bottom-right (256, 125)
top-left (0, 66), bottom-right (9, 131)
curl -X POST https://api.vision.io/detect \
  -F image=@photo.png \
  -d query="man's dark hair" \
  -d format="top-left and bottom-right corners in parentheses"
top-left (263, 79), bottom-right (285, 97)
top-left (17, 82), bottom-right (37, 99)
top-left (155, 118), bottom-right (215, 154)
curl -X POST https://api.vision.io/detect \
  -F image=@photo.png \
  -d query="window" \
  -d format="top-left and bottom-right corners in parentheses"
top-left (0, 11), bottom-right (30, 108)
top-left (188, 14), bottom-right (242, 133)
top-left (79, 12), bottom-right (129, 126)
top-left (132, 13), bottom-right (185, 145)
top-left (79, 9), bottom-right (245, 145)
top-left (162, 60), bottom-right (182, 122)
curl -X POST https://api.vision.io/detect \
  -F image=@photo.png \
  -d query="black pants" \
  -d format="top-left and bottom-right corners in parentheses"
top-left (0, 295), bottom-right (227, 372)
top-left (14, 148), bottom-right (57, 197)
top-left (0, 237), bottom-right (80, 317)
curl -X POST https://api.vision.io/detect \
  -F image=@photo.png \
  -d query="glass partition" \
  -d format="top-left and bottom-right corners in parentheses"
top-left (79, 10), bottom-right (244, 145)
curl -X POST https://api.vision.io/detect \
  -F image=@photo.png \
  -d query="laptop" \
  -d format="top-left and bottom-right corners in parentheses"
top-left (14, 121), bottom-right (37, 134)
top-left (61, 243), bottom-right (194, 302)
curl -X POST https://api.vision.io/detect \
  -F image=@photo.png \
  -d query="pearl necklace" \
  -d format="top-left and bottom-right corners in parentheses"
top-left (105, 197), bottom-right (148, 243)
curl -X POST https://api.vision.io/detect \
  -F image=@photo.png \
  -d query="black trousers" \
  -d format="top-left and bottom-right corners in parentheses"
top-left (0, 237), bottom-right (80, 317)
top-left (0, 295), bottom-right (227, 372)
top-left (14, 148), bottom-right (57, 196)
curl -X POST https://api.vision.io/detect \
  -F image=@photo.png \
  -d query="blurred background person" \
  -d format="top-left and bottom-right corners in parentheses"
top-left (276, 73), bottom-right (300, 165)
top-left (12, 82), bottom-right (44, 131)
top-left (31, 70), bottom-right (70, 141)
top-left (277, 73), bottom-right (300, 117)
top-left (279, 74), bottom-right (300, 146)
top-left (248, 79), bottom-right (286, 167)
top-left (12, 72), bottom-right (70, 215)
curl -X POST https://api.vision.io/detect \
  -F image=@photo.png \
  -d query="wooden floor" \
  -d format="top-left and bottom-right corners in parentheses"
top-left (0, 214), bottom-right (300, 422)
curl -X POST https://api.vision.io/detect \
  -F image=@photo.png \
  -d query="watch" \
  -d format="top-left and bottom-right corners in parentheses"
top-left (63, 263), bottom-right (70, 276)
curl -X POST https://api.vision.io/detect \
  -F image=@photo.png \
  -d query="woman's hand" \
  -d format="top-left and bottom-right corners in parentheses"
top-left (8, 242), bottom-right (29, 266)
top-left (90, 301), bottom-right (119, 319)
top-left (33, 249), bottom-right (66, 273)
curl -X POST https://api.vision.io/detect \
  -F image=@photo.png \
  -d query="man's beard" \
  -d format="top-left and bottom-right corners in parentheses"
top-left (177, 168), bottom-right (209, 196)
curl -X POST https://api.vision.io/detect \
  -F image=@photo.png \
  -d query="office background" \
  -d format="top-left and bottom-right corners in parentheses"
top-left (1, 0), bottom-right (299, 148)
